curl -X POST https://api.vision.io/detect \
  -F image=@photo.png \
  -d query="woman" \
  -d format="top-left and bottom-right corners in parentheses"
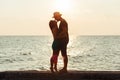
top-left (49, 20), bottom-right (59, 73)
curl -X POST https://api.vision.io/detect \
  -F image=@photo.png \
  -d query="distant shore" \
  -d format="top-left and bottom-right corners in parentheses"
top-left (0, 70), bottom-right (120, 80)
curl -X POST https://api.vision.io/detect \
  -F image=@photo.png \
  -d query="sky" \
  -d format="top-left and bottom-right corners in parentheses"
top-left (0, 0), bottom-right (120, 35)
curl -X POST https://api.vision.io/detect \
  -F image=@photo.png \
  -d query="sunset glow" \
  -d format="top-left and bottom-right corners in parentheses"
top-left (54, 0), bottom-right (73, 13)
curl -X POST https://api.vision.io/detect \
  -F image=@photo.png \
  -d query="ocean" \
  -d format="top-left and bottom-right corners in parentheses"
top-left (0, 36), bottom-right (120, 71)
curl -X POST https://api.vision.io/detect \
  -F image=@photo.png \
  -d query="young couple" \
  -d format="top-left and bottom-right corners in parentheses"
top-left (49, 12), bottom-right (69, 73)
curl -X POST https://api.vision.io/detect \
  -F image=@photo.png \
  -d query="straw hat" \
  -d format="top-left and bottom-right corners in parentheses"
top-left (52, 12), bottom-right (62, 18)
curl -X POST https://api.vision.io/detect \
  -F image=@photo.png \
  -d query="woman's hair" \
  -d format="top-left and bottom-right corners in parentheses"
top-left (49, 20), bottom-right (57, 30)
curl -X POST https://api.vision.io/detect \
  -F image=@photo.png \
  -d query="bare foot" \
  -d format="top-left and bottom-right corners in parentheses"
top-left (50, 67), bottom-right (54, 73)
top-left (54, 67), bottom-right (58, 72)
top-left (59, 68), bottom-right (68, 73)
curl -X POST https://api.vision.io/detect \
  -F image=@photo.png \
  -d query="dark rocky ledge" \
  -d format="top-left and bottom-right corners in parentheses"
top-left (0, 70), bottom-right (120, 80)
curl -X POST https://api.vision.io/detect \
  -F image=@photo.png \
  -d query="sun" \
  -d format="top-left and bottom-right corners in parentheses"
top-left (54, 0), bottom-right (73, 14)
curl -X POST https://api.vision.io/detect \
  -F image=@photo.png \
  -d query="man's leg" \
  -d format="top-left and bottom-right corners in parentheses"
top-left (62, 54), bottom-right (68, 70)
top-left (59, 44), bottom-right (68, 72)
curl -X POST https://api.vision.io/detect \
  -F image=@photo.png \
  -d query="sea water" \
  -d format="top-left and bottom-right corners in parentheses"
top-left (0, 36), bottom-right (120, 71)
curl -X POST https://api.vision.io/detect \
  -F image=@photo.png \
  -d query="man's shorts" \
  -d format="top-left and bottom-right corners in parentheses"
top-left (52, 38), bottom-right (68, 56)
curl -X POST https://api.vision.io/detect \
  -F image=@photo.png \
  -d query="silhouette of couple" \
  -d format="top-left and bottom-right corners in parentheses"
top-left (49, 12), bottom-right (69, 73)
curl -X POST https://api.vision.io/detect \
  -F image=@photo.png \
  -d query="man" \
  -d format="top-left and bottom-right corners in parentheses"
top-left (52, 12), bottom-right (69, 73)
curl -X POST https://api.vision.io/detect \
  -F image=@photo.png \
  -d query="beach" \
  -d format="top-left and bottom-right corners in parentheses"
top-left (1, 36), bottom-right (120, 80)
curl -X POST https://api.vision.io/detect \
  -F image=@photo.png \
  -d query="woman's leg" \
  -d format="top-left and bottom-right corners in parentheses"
top-left (50, 56), bottom-right (54, 73)
top-left (50, 50), bottom-right (59, 72)
top-left (53, 50), bottom-right (59, 72)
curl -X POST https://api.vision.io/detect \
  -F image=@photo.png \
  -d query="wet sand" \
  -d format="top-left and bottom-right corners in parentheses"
top-left (0, 70), bottom-right (120, 80)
